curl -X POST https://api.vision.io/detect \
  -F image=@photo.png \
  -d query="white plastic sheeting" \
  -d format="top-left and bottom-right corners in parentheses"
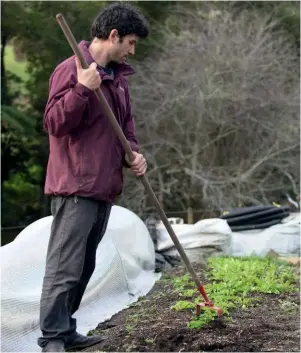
top-left (156, 214), bottom-right (300, 261)
top-left (156, 218), bottom-right (233, 263)
top-left (1, 206), bottom-right (160, 353)
top-left (2, 206), bottom-right (300, 352)
top-left (230, 213), bottom-right (300, 257)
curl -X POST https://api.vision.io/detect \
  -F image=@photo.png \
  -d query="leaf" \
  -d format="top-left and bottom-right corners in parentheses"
top-left (1, 105), bottom-right (35, 133)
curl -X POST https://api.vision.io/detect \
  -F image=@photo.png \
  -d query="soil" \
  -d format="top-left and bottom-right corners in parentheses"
top-left (85, 262), bottom-right (300, 352)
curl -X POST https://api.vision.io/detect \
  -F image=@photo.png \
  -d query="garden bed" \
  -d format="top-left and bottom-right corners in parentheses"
top-left (85, 256), bottom-right (300, 352)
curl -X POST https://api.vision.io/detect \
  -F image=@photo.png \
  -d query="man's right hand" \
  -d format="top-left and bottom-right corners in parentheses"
top-left (75, 57), bottom-right (102, 91)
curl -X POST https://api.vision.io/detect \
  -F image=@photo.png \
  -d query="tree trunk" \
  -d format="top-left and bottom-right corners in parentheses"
top-left (1, 34), bottom-right (11, 105)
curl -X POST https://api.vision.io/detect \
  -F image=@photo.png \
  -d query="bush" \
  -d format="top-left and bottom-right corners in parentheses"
top-left (121, 3), bottom-right (300, 213)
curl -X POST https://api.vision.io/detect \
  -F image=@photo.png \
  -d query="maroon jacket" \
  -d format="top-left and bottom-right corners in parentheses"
top-left (44, 41), bottom-right (139, 203)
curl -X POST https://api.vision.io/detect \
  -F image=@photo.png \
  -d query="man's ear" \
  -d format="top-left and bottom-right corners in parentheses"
top-left (109, 29), bottom-right (119, 43)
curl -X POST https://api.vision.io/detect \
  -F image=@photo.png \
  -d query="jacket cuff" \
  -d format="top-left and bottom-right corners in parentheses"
top-left (123, 143), bottom-right (139, 168)
top-left (74, 83), bottom-right (93, 97)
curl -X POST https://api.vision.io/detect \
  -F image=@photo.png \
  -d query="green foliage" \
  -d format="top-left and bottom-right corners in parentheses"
top-left (1, 0), bottom-right (174, 228)
top-left (230, 1), bottom-right (300, 48)
top-left (276, 1), bottom-right (300, 40)
top-left (179, 289), bottom-right (197, 297)
top-left (170, 256), bottom-right (298, 329)
top-left (1, 105), bottom-right (35, 133)
top-left (4, 45), bottom-right (29, 99)
top-left (2, 1), bottom-right (174, 113)
top-left (209, 256), bottom-right (297, 294)
top-left (130, 1), bottom-right (175, 58)
top-left (2, 170), bottom-right (42, 226)
top-left (1, 131), bottom-right (45, 227)
top-left (171, 273), bottom-right (195, 291)
top-left (1, 1), bottom-right (175, 231)
top-left (4, 45), bottom-right (29, 81)
top-left (1, 0), bottom-right (299, 228)
top-left (171, 300), bottom-right (195, 311)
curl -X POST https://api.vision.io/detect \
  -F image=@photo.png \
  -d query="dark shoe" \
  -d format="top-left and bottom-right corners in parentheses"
top-left (65, 332), bottom-right (107, 351)
top-left (41, 339), bottom-right (65, 352)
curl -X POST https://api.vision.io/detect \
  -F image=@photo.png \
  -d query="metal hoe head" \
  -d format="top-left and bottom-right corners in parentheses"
top-left (196, 285), bottom-right (223, 317)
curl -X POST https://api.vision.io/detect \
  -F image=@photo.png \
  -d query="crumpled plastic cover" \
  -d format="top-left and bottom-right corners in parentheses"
top-left (230, 213), bottom-right (300, 257)
top-left (1, 205), bottom-right (161, 352)
top-left (156, 214), bottom-right (300, 261)
top-left (156, 218), bottom-right (232, 264)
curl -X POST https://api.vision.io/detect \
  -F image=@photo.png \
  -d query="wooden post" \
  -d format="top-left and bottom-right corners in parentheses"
top-left (187, 207), bottom-right (194, 224)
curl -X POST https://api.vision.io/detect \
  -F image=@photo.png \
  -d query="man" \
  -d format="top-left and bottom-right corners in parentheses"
top-left (38, 3), bottom-right (148, 352)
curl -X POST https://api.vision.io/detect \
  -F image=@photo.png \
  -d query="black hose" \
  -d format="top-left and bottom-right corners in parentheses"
top-left (230, 219), bottom-right (282, 231)
top-left (224, 207), bottom-right (290, 226)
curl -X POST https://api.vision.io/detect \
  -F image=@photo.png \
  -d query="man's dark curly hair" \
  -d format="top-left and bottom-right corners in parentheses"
top-left (91, 2), bottom-right (149, 40)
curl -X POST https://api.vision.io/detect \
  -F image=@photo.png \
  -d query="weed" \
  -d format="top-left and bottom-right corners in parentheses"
top-left (279, 299), bottom-right (298, 313)
top-left (145, 338), bottom-right (155, 344)
top-left (87, 328), bottom-right (106, 336)
top-left (127, 314), bottom-right (140, 323)
top-left (125, 324), bottom-right (135, 334)
top-left (153, 293), bottom-right (165, 300)
top-left (124, 343), bottom-right (136, 352)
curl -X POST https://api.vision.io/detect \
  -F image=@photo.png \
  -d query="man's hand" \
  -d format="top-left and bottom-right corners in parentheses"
top-left (126, 151), bottom-right (147, 176)
top-left (75, 57), bottom-right (102, 91)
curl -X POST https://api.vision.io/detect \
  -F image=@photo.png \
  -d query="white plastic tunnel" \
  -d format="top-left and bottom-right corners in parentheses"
top-left (1, 205), bottom-right (160, 352)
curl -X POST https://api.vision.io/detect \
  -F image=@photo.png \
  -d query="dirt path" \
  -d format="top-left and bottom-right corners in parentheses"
top-left (85, 262), bottom-right (300, 352)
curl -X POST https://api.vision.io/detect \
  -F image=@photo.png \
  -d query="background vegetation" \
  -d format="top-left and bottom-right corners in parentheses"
top-left (1, 1), bottom-right (300, 233)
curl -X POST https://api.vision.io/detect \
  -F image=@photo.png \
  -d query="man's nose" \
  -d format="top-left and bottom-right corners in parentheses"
top-left (129, 47), bottom-right (135, 55)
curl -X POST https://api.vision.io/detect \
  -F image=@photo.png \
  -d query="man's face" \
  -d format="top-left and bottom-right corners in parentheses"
top-left (109, 31), bottom-right (138, 64)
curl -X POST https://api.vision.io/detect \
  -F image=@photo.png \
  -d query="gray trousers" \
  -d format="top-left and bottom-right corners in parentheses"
top-left (38, 196), bottom-right (111, 347)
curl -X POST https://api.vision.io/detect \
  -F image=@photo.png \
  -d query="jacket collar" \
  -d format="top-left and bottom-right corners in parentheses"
top-left (78, 40), bottom-right (135, 80)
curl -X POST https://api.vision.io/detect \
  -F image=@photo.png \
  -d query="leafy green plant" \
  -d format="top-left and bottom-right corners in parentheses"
top-left (171, 300), bottom-right (195, 311)
top-left (125, 324), bottom-right (135, 334)
top-left (171, 256), bottom-right (298, 328)
top-left (171, 274), bottom-right (196, 292)
top-left (179, 289), bottom-right (197, 297)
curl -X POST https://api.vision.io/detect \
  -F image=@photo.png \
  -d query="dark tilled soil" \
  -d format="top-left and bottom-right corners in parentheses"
top-left (86, 263), bottom-right (300, 352)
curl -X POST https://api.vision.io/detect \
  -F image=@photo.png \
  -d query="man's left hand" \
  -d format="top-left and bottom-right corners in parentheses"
top-left (127, 151), bottom-right (147, 176)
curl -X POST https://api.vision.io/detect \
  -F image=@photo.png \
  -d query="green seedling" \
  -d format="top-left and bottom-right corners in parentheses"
top-left (171, 274), bottom-right (195, 292)
top-left (127, 313), bottom-right (140, 323)
top-left (125, 324), bottom-right (135, 334)
top-left (179, 289), bottom-right (197, 297)
top-left (145, 338), bottom-right (155, 344)
top-left (171, 256), bottom-right (298, 328)
top-left (171, 300), bottom-right (195, 311)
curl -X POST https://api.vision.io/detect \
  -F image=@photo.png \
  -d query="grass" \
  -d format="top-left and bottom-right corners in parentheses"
top-left (4, 45), bottom-right (29, 81)
top-left (171, 256), bottom-right (299, 328)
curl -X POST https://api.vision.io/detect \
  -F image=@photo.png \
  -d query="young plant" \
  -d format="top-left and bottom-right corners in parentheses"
top-left (171, 256), bottom-right (298, 328)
